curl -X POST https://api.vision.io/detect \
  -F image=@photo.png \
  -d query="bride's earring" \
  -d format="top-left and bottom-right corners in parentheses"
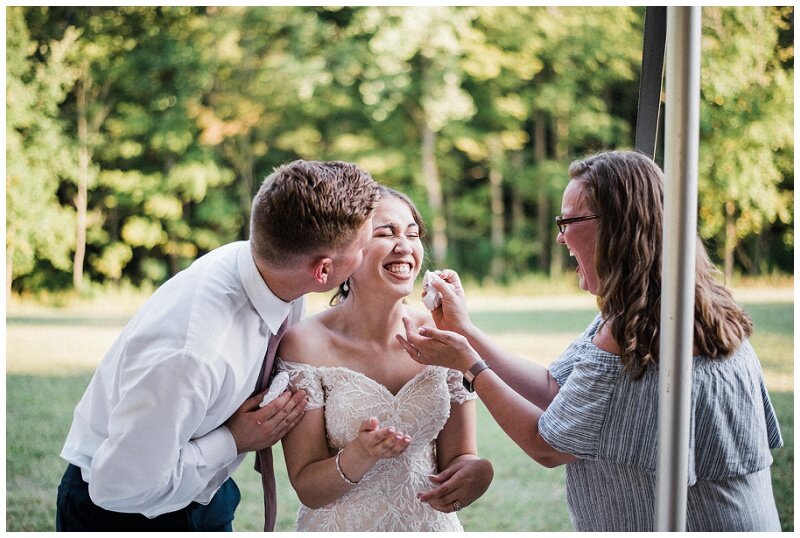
top-left (342, 279), bottom-right (350, 293)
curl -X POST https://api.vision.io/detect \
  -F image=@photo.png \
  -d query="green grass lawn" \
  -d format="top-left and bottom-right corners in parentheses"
top-left (6, 292), bottom-right (793, 531)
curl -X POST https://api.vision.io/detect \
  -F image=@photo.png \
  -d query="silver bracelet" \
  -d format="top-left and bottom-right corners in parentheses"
top-left (335, 448), bottom-right (359, 485)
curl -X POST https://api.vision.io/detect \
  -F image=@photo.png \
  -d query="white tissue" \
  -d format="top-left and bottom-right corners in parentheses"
top-left (422, 270), bottom-right (443, 311)
top-left (259, 371), bottom-right (290, 408)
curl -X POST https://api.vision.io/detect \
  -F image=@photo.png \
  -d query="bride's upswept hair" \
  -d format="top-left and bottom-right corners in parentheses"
top-left (330, 185), bottom-right (427, 306)
top-left (571, 150), bottom-right (752, 379)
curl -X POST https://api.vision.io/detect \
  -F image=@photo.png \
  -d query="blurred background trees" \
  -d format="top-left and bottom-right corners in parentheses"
top-left (7, 6), bottom-right (794, 296)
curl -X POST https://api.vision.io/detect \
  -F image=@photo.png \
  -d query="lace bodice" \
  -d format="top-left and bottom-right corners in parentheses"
top-left (277, 359), bottom-right (476, 532)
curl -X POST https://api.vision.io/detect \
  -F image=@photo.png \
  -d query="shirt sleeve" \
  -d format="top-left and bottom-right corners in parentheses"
top-left (277, 359), bottom-right (325, 410)
top-left (538, 343), bottom-right (621, 459)
top-left (445, 368), bottom-right (478, 404)
top-left (87, 348), bottom-right (239, 516)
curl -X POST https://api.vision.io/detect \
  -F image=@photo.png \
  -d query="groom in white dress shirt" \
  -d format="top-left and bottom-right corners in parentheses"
top-left (56, 160), bottom-right (380, 531)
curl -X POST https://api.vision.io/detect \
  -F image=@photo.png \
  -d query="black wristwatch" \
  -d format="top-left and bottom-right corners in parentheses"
top-left (462, 360), bottom-right (490, 393)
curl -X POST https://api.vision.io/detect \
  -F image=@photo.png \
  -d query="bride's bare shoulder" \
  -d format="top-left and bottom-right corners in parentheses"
top-left (278, 310), bottom-right (336, 367)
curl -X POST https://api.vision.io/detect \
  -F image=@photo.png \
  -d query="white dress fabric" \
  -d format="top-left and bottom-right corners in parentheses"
top-left (277, 359), bottom-right (476, 532)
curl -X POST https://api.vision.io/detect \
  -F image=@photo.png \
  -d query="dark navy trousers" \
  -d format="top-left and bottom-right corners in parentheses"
top-left (56, 464), bottom-right (240, 532)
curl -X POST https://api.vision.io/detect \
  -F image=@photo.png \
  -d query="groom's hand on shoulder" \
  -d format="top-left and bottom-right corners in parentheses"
top-left (225, 389), bottom-right (308, 453)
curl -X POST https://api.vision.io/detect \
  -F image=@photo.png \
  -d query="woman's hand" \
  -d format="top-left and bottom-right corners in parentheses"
top-left (396, 317), bottom-right (481, 373)
top-left (417, 457), bottom-right (494, 513)
top-left (428, 269), bottom-right (472, 334)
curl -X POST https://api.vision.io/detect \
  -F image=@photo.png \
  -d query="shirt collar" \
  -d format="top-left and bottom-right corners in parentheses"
top-left (238, 241), bottom-right (292, 335)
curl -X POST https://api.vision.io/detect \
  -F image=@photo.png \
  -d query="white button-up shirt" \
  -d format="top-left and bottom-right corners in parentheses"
top-left (60, 241), bottom-right (305, 517)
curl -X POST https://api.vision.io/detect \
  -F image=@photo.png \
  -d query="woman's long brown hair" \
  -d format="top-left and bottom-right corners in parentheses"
top-left (570, 150), bottom-right (752, 378)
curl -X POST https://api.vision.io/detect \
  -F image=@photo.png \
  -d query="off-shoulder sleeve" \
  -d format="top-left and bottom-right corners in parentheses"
top-left (446, 368), bottom-right (478, 404)
top-left (276, 359), bottom-right (325, 410)
top-left (538, 342), bottom-right (621, 458)
top-left (548, 314), bottom-right (604, 387)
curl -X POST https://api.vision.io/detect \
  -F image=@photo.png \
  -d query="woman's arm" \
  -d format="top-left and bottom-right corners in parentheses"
top-left (397, 321), bottom-right (575, 468)
top-left (427, 271), bottom-right (560, 409)
top-left (454, 322), bottom-right (561, 410)
top-left (470, 368), bottom-right (574, 467)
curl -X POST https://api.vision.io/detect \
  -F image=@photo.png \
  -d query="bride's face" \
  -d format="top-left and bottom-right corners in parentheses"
top-left (351, 196), bottom-right (424, 298)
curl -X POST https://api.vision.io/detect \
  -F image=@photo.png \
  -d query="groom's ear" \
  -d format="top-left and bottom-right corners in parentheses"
top-left (310, 257), bottom-right (333, 285)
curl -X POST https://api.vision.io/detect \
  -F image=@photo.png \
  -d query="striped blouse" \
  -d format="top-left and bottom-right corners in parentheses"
top-left (538, 314), bottom-right (783, 531)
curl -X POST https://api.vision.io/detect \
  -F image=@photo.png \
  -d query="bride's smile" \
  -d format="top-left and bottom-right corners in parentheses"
top-left (352, 196), bottom-right (424, 295)
top-left (384, 262), bottom-right (414, 278)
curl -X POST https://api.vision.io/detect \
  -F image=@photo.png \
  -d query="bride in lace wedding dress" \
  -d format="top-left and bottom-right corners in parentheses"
top-left (275, 187), bottom-right (493, 531)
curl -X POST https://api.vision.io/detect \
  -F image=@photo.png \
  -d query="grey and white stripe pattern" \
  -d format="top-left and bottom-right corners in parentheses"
top-left (538, 314), bottom-right (783, 531)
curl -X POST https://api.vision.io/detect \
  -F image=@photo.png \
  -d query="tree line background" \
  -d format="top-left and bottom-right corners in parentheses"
top-left (7, 6), bottom-right (794, 297)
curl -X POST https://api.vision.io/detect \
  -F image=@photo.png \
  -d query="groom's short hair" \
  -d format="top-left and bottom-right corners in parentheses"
top-left (250, 160), bottom-right (380, 266)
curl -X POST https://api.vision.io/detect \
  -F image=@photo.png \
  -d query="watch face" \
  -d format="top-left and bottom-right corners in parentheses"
top-left (462, 377), bottom-right (475, 393)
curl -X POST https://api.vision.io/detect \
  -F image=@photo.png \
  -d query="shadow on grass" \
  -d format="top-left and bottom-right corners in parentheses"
top-left (7, 315), bottom-right (133, 327)
top-left (470, 301), bottom-right (792, 337)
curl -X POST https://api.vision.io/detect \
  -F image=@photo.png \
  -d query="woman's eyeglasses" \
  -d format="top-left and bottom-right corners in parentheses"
top-left (555, 214), bottom-right (600, 233)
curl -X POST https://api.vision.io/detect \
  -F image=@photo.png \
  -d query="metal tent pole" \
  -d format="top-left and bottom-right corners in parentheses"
top-left (655, 6), bottom-right (702, 531)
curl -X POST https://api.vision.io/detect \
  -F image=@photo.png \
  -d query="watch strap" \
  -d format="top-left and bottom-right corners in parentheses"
top-left (462, 360), bottom-right (490, 392)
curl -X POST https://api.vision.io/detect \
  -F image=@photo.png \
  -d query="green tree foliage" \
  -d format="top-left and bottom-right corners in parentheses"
top-left (447, 7), bottom-right (642, 280)
top-left (6, 7), bottom-right (78, 294)
top-left (7, 6), bottom-right (793, 294)
top-left (698, 7), bottom-right (794, 280)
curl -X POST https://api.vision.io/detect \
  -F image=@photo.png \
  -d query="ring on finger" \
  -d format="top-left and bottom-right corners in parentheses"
top-left (416, 347), bottom-right (421, 359)
top-left (453, 500), bottom-right (462, 512)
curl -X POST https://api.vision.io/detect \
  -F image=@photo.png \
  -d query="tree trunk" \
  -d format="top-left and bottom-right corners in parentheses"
top-left (222, 136), bottom-right (256, 240)
top-left (489, 140), bottom-right (505, 281)
top-left (7, 234), bottom-right (14, 298)
top-left (240, 153), bottom-right (255, 239)
top-left (753, 232), bottom-right (763, 275)
top-left (549, 114), bottom-right (568, 277)
top-left (724, 199), bottom-right (736, 282)
top-left (735, 242), bottom-right (755, 275)
top-left (420, 122), bottom-right (447, 267)
top-left (534, 113), bottom-right (549, 272)
top-left (73, 72), bottom-right (89, 291)
top-left (510, 151), bottom-right (525, 275)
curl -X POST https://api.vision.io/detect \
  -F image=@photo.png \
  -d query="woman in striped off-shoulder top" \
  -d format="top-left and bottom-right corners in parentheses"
top-left (398, 150), bottom-right (783, 531)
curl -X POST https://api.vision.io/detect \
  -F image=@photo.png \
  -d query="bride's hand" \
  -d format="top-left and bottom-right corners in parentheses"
top-left (356, 417), bottom-right (412, 459)
top-left (335, 419), bottom-right (412, 486)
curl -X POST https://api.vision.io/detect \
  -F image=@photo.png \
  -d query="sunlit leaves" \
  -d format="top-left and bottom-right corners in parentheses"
top-left (7, 7), bottom-right (78, 286)
top-left (90, 242), bottom-right (132, 280)
top-left (121, 217), bottom-right (165, 248)
top-left (698, 7), bottom-right (793, 273)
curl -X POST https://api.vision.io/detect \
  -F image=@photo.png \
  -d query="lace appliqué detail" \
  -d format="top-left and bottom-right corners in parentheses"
top-left (275, 359), bottom-right (467, 532)
top-left (277, 359), bottom-right (325, 410)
